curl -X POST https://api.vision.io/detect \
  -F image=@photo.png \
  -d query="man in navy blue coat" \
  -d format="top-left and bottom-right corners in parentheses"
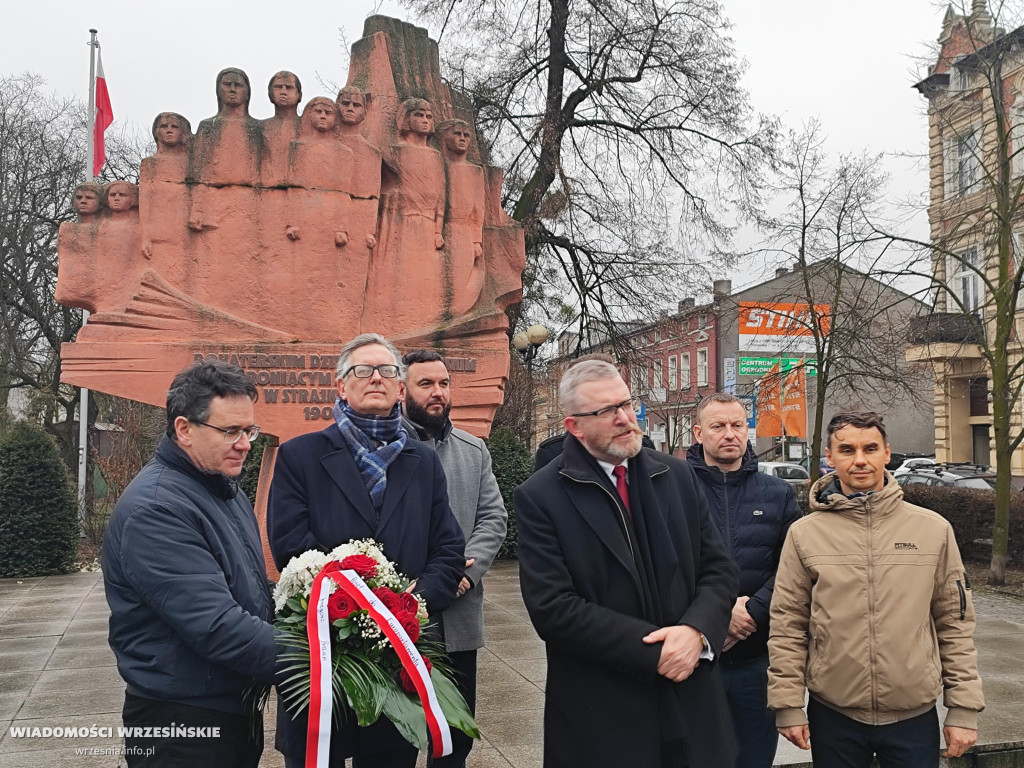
top-left (103, 360), bottom-right (282, 768)
top-left (687, 393), bottom-right (801, 768)
top-left (268, 333), bottom-right (464, 768)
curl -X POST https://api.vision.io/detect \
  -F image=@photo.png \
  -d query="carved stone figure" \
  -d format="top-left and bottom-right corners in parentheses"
top-left (439, 119), bottom-right (487, 315)
top-left (336, 86), bottom-right (382, 253)
top-left (57, 17), bottom-right (527, 447)
top-left (72, 182), bottom-right (103, 220)
top-left (140, 113), bottom-right (192, 269)
top-left (154, 111), bottom-right (190, 154)
top-left (281, 97), bottom-right (362, 338)
top-left (365, 97), bottom-right (447, 329)
top-left (262, 71), bottom-right (303, 187)
top-left (191, 67), bottom-right (260, 189)
top-left (55, 181), bottom-right (141, 314)
top-left (188, 68), bottom-right (261, 307)
top-left (269, 70), bottom-right (302, 119)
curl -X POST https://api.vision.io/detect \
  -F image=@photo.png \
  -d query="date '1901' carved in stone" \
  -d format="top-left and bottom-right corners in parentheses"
top-left (56, 16), bottom-right (525, 443)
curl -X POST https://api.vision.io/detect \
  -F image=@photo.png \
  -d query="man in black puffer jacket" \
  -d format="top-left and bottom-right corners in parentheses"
top-left (687, 393), bottom-right (800, 768)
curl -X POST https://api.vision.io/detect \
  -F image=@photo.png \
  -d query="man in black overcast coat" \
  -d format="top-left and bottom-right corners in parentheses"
top-left (515, 359), bottom-right (738, 768)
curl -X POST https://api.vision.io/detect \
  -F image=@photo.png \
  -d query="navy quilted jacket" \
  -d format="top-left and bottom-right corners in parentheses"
top-left (687, 443), bottom-right (801, 661)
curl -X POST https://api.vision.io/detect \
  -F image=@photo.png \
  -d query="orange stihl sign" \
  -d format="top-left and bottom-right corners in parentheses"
top-left (738, 302), bottom-right (830, 354)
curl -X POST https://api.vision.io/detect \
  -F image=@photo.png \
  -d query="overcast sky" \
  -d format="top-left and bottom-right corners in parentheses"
top-left (2, 0), bottom-right (951, 291)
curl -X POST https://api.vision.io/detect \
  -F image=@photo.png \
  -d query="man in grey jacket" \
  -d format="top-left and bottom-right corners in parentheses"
top-left (402, 350), bottom-right (508, 768)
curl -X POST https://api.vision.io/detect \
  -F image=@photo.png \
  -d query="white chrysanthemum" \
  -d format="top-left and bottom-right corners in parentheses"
top-left (273, 549), bottom-right (331, 611)
top-left (325, 539), bottom-right (409, 590)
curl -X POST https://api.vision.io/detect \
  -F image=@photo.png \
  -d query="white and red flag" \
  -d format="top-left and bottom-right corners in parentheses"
top-left (92, 48), bottom-right (113, 177)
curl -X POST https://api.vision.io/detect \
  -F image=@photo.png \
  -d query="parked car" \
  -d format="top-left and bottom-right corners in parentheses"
top-left (895, 463), bottom-right (997, 490)
top-left (887, 452), bottom-right (935, 472)
top-left (892, 457), bottom-right (937, 476)
top-left (758, 462), bottom-right (811, 486)
top-left (798, 455), bottom-right (834, 476)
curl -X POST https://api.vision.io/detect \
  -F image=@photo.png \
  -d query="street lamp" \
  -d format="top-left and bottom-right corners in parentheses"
top-left (513, 324), bottom-right (550, 449)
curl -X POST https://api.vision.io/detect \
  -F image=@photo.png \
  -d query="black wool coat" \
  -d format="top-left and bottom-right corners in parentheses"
top-left (515, 436), bottom-right (738, 768)
top-left (267, 425), bottom-right (465, 762)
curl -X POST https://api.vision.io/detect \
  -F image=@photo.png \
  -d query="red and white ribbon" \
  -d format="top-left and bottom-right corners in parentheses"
top-left (305, 563), bottom-right (452, 768)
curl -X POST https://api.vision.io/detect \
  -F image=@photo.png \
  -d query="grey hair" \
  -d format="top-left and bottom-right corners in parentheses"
top-left (335, 333), bottom-right (406, 381)
top-left (695, 392), bottom-right (743, 423)
top-left (559, 359), bottom-right (624, 415)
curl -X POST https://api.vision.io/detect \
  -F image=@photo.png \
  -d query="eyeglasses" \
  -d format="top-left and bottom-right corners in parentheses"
top-left (192, 421), bottom-right (261, 444)
top-left (343, 364), bottom-right (401, 379)
top-left (570, 397), bottom-right (640, 421)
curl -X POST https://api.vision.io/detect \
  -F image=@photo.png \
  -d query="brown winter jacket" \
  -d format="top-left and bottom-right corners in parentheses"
top-left (767, 473), bottom-right (985, 730)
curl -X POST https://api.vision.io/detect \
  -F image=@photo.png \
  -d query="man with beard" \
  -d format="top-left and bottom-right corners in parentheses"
top-left (401, 350), bottom-right (507, 768)
top-left (533, 354), bottom-right (655, 472)
top-left (515, 359), bottom-right (738, 767)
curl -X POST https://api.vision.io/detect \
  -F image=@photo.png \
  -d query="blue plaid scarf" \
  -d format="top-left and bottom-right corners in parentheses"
top-left (332, 398), bottom-right (408, 514)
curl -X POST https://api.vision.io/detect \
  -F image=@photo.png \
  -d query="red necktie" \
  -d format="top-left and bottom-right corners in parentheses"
top-left (612, 465), bottom-right (630, 514)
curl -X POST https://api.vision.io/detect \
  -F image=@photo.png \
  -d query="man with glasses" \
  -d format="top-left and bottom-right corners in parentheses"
top-left (532, 353), bottom-right (655, 472)
top-left (102, 360), bottom-right (282, 767)
top-left (268, 333), bottom-right (464, 768)
top-left (515, 359), bottom-right (738, 768)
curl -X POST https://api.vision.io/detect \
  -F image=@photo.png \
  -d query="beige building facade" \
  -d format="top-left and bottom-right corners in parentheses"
top-left (912, 2), bottom-right (1024, 472)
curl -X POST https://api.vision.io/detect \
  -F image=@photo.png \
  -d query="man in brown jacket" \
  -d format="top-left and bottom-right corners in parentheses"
top-left (768, 411), bottom-right (984, 768)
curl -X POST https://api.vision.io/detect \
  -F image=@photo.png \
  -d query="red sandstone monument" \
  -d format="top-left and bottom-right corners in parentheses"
top-left (56, 16), bottom-right (524, 443)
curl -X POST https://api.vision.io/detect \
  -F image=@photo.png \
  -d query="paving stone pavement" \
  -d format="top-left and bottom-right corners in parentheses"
top-left (1, 561), bottom-right (1022, 767)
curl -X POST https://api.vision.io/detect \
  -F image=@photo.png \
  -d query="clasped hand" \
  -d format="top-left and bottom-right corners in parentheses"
top-left (642, 625), bottom-right (702, 682)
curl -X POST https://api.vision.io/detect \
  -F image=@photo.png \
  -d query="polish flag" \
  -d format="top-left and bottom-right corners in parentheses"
top-left (93, 49), bottom-right (113, 178)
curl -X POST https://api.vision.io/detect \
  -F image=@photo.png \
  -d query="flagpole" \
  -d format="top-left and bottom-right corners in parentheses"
top-left (77, 29), bottom-right (98, 524)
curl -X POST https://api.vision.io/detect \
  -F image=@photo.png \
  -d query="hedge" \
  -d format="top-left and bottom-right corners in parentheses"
top-left (899, 485), bottom-right (1024, 565)
top-left (486, 426), bottom-right (533, 560)
top-left (0, 421), bottom-right (80, 577)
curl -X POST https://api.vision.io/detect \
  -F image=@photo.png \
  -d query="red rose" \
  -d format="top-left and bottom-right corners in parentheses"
top-left (372, 587), bottom-right (401, 613)
top-left (396, 591), bottom-right (419, 617)
top-left (327, 590), bottom-right (358, 621)
top-left (399, 656), bottom-right (432, 693)
top-left (399, 614), bottom-right (421, 643)
top-left (339, 554), bottom-right (378, 580)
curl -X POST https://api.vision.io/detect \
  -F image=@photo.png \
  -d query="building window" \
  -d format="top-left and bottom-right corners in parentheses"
top-left (679, 413), bottom-right (692, 449)
top-left (655, 327), bottom-right (662, 342)
top-left (680, 353), bottom-right (690, 389)
top-left (698, 312), bottom-right (707, 329)
top-left (697, 348), bottom-right (708, 387)
top-left (668, 356), bottom-right (678, 390)
top-left (1012, 103), bottom-right (1024, 178)
top-left (944, 126), bottom-right (982, 198)
top-left (969, 377), bottom-right (989, 417)
top-left (652, 360), bottom-right (663, 389)
top-left (953, 56), bottom-right (970, 91)
top-left (631, 364), bottom-right (645, 393)
top-left (947, 248), bottom-right (982, 312)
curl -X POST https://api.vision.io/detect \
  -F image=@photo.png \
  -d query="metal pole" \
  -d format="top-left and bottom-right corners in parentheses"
top-left (77, 29), bottom-right (98, 523)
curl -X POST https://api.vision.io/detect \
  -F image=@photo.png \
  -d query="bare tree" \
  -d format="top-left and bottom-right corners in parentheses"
top-left (403, 0), bottom-right (778, 334)
top-left (88, 395), bottom-right (164, 545)
top-left (748, 122), bottom-right (930, 481)
top-left (900, 2), bottom-right (1024, 584)
top-left (0, 72), bottom-right (144, 468)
